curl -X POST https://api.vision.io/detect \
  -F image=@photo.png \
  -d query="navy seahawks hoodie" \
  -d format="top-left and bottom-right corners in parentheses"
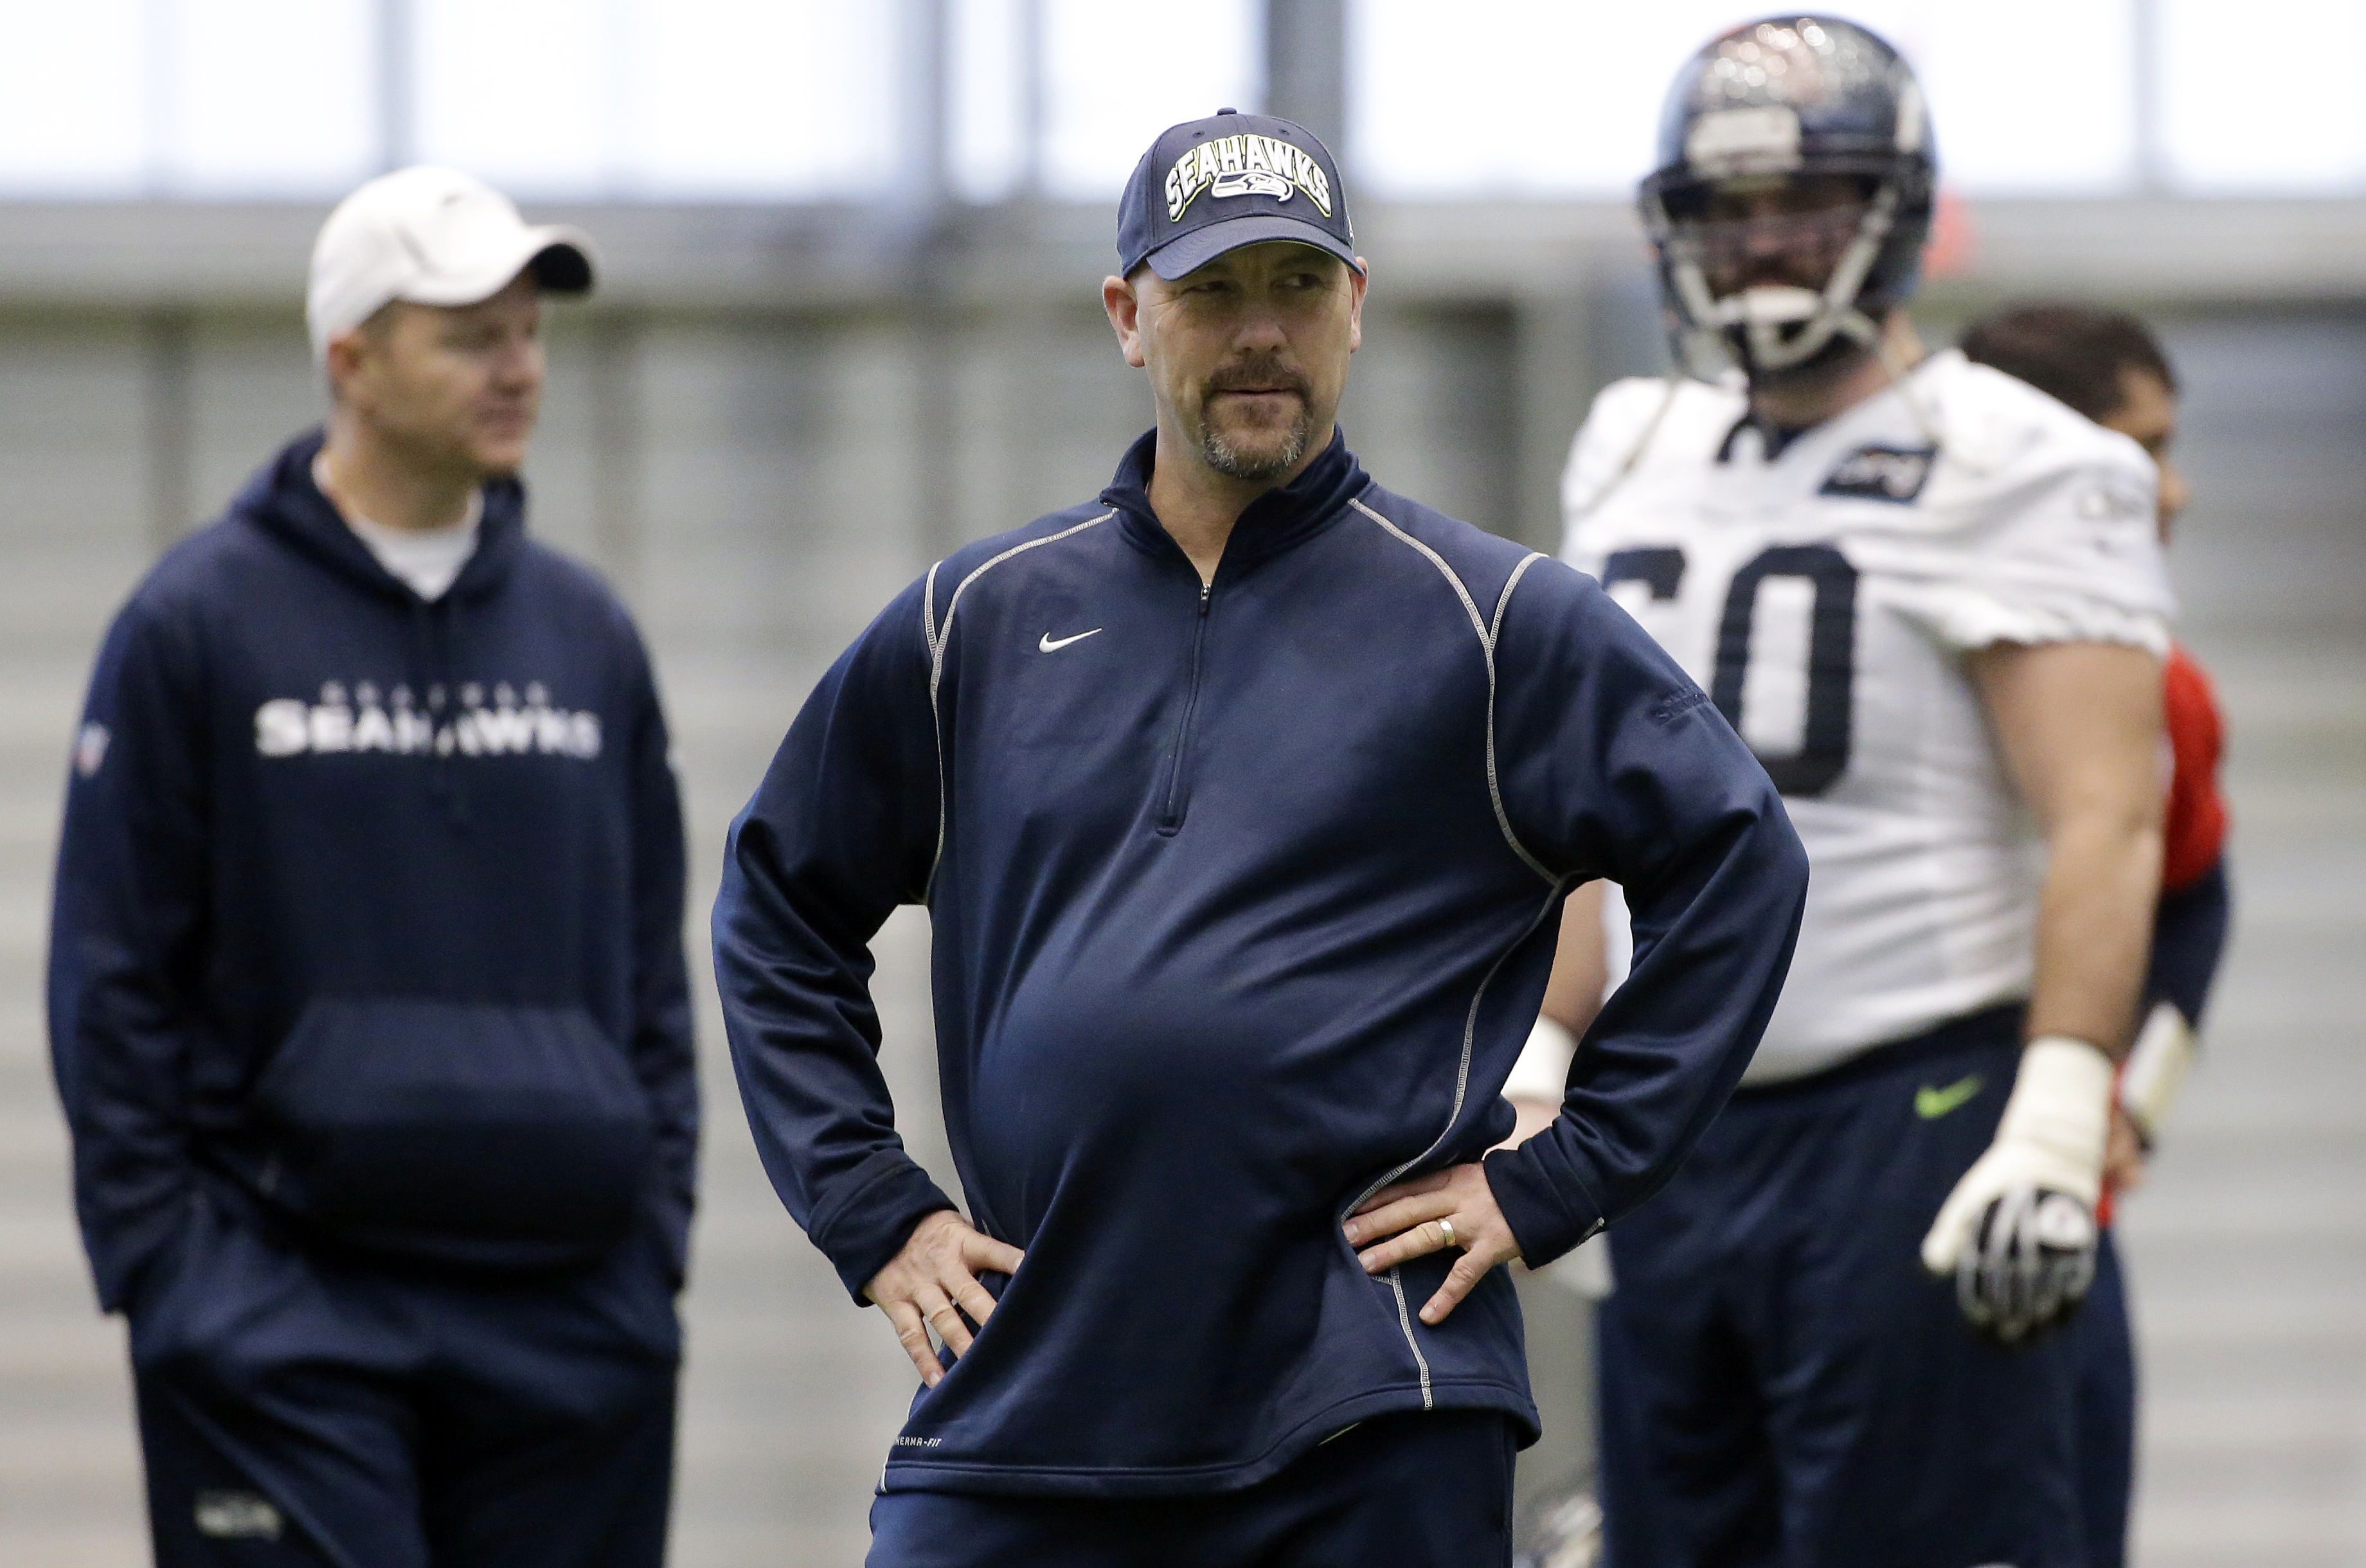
top-left (49, 431), bottom-right (695, 1312)
top-left (715, 430), bottom-right (1806, 1498)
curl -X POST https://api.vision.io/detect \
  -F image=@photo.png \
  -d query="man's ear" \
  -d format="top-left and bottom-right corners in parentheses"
top-left (323, 328), bottom-right (370, 405)
top-left (1347, 258), bottom-right (1369, 355)
top-left (1102, 273), bottom-right (1147, 369)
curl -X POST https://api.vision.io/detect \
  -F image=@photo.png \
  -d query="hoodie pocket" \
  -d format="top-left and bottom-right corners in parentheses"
top-left (249, 998), bottom-right (656, 1270)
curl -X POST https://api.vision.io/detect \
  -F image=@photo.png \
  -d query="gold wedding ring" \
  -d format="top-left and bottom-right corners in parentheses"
top-left (1437, 1218), bottom-right (1458, 1250)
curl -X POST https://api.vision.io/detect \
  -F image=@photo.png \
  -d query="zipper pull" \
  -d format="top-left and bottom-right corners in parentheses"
top-left (1199, 580), bottom-right (1212, 616)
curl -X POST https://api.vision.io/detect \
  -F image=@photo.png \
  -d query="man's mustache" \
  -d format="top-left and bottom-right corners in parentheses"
top-left (1737, 254), bottom-right (1820, 287)
top-left (1205, 360), bottom-right (1311, 398)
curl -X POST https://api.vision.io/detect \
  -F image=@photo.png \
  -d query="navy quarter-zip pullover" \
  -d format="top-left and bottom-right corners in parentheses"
top-left (50, 431), bottom-right (696, 1310)
top-left (715, 430), bottom-right (1806, 1498)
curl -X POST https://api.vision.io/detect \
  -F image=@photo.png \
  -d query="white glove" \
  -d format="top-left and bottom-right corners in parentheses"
top-left (2119, 1001), bottom-right (2198, 1148)
top-left (1921, 1035), bottom-right (2113, 1345)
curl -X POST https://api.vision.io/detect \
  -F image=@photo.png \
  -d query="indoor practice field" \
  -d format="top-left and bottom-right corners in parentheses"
top-left (0, 5), bottom-right (2360, 1565)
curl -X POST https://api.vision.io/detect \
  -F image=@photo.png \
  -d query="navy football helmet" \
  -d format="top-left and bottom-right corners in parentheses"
top-left (1640, 16), bottom-right (1935, 379)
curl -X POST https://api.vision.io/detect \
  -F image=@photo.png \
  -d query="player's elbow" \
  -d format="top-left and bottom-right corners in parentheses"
top-left (2045, 803), bottom-right (2165, 906)
top-left (1706, 776), bottom-right (1811, 929)
top-left (2047, 769), bottom-right (2165, 856)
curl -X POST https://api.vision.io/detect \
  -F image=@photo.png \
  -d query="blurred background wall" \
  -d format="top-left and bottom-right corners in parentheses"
top-left (0, 3), bottom-right (2360, 1565)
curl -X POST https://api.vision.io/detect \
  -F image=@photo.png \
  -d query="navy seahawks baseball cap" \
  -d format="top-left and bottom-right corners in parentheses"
top-left (1118, 107), bottom-right (1361, 281)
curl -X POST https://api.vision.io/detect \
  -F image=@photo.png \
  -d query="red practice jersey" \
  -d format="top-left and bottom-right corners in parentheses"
top-left (2104, 645), bottom-right (2228, 1222)
top-left (2161, 643), bottom-right (2228, 893)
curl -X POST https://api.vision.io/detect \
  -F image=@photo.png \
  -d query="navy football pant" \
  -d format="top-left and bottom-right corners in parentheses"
top-left (1598, 1006), bottom-right (2089, 1568)
top-left (129, 1195), bottom-right (679, 1568)
top-left (866, 1410), bottom-right (1517, 1567)
top-left (2071, 1231), bottom-right (2135, 1568)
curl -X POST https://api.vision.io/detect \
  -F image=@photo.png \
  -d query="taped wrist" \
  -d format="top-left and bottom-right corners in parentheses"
top-left (1503, 1016), bottom-right (1579, 1105)
top-left (2119, 1002), bottom-right (2197, 1147)
top-left (1996, 1035), bottom-right (2115, 1206)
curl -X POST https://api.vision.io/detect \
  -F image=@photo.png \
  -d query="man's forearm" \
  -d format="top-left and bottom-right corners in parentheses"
top-left (1538, 881), bottom-right (1610, 1039)
top-left (55, 965), bottom-right (206, 1309)
top-left (2027, 815), bottom-right (2162, 1058)
top-left (1496, 882), bottom-right (1608, 1152)
top-left (1486, 796), bottom-right (1808, 1267)
top-left (67, 1098), bottom-right (198, 1310)
top-left (1967, 639), bottom-right (2165, 1062)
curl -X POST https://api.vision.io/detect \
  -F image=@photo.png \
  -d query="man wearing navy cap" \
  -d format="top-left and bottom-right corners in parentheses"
top-left (717, 110), bottom-right (1808, 1565)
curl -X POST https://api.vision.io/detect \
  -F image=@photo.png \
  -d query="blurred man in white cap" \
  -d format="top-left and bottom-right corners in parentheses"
top-left (50, 166), bottom-right (696, 1567)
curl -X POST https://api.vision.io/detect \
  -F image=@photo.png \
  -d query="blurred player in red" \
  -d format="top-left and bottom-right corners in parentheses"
top-left (1962, 302), bottom-right (2234, 1568)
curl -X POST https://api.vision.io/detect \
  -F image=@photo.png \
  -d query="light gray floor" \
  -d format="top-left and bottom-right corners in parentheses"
top-left (0, 308), bottom-right (2358, 1566)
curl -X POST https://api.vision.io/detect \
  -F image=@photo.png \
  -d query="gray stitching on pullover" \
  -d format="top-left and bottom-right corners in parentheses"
top-left (1349, 497), bottom-right (1555, 885)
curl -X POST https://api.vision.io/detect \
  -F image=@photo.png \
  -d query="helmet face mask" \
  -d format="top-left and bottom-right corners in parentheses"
top-left (1640, 17), bottom-right (1935, 383)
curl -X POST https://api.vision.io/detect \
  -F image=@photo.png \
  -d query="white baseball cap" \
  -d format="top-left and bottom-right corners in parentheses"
top-left (306, 165), bottom-right (595, 361)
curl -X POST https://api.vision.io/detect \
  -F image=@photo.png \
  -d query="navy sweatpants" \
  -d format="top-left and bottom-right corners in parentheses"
top-left (128, 1194), bottom-right (680, 1568)
top-left (866, 1410), bottom-right (1517, 1567)
top-left (1597, 1005), bottom-right (2088, 1568)
top-left (2071, 1231), bottom-right (2135, 1568)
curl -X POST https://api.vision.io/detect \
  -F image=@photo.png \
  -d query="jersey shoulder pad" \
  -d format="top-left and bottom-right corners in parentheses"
top-left (1874, 352), bottom-right (2173, 653)
top-left (1925, 350), bottom-right (2155, 492)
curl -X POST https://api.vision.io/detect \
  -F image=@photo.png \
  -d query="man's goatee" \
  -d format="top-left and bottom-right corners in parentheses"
top-left (1201, 413), bottom-right (1313, 483)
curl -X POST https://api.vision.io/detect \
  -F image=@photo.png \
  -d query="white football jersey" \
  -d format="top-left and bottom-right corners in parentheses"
top-left (1563, 348), bottom-right (2174, 1084)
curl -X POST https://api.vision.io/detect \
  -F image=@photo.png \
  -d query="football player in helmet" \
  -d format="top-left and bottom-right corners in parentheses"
top-left (1508, 17), bottom-right (2176, 1566)
top-left (1961, 300), bottom-right (2234, 1568)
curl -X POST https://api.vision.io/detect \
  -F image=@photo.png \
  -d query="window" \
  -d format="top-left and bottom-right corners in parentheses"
top-left (2158, 0), bottom-right (2366, 192)
top-left (0, 1), bottom-right (147, 195)
top-left (412, 0), bottom-right (897, 199)
top-left (161, 0), bottom-right (378, 197)
top-left (0, 0), bottom-right (2350, 202)
top-left (1035, 0), bottom-right (1260, 200)
top-left (1351, 0), bottom-right (2138, 199)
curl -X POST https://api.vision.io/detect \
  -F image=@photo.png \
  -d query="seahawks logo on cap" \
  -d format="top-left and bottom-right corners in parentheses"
top-left (1165, 134), bottom-right (1334, 221)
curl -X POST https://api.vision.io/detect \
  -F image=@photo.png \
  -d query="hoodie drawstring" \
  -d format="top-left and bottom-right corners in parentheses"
top-left (410, 596), bottom-right (470, 831)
